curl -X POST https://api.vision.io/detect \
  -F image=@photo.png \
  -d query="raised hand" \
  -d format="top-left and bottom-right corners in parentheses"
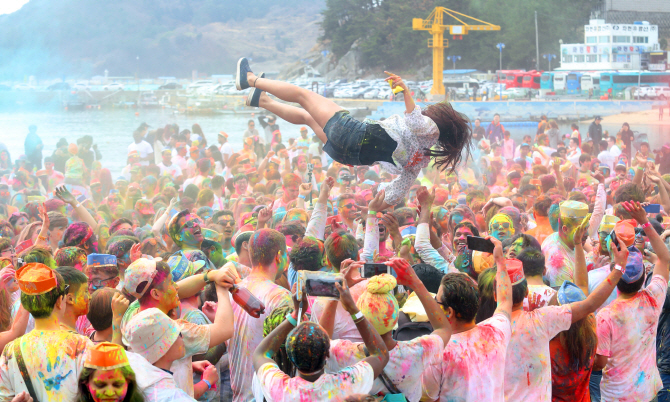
top-left (54, 186), bottom-right (77, 205)
top-left (416, 186), bottom-right (435, 209)
top-left (622, 201), bottom-right (649, 225)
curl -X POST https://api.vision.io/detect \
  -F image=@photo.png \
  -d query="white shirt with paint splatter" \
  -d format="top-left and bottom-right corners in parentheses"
top-left (228, 276), bottom-right (292, 402)
top-left (503, 305), bottom-right (572, 402)
top-left (310, 279), bottom-right (369, 343)
top-left (541, 232), bottom-right (576, 287)
top-left (0, 330), bottom-right (90, 402)
top-left (376, 105), bottom-right (439, 206)
top-left (421, 312), bottom-right (511, 402)
top-left (257, 360), bottom-right (374, 402)
top-left (326, 335), bottom-right (444, 401)
top-left (596, 275), bottom-right (667, 402)
top-left (523, 284), bottom-right (557, 312)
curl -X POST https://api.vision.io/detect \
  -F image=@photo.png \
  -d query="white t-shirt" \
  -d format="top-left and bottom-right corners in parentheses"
top-left (219, 142), bottom-right (234, 159)
top-left (421, 312), bottom-right (511, 401)
top-left (126, 352), bottom-right (195, 402)
top-left (0, 330), bottom-right (90, 402)
top-left (588, 265), bottom-right (618, 315)
top-left (128, 140), bottom-right (154, 165)
top-left (596, 274), bottom-right (668, 402)
top-left (229, 276), bottom-right (292, 402)
top-left (504, 305), bottom-right (572, 402)
top-left (523, 284), bottom-right (557, 312)
top-left (158, 162), bottom-right (183, 178)
top-left (326, 335), bottom-right (444, 401)
top-left (257, 361), bottom-right (374, 402)
top-left (310, 280), bottom-right (368, 342)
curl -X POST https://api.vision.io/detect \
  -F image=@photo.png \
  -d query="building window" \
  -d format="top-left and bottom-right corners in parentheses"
top-left (562, 55), bottom-right (573, 63)
top-left (613, 36), bottom-right (631, 43)
top-left (615, 54), bottom-right (631, 62)
top-left (601, 54), bottom-right (609, 62)
top-left (633, 36), bottom-right (648, 43)
top-left (586, 36), bottom-right (597, 43)
top-left (587, 55), bottom-right (598, 62)
top-left (599, 36), bottom-right (610, 43)
top-left (574, 55), bottom-right (585, 62)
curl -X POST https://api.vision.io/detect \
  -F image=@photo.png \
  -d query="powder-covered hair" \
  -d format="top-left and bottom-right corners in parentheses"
top-left (249, 229), bottom-right (287, 267)
top-left (285, 321), bottom-right (330, 373)
top-left (422, 102), bottom-right (472, 172)
top-left (324, 231), bottom-right (359, 271)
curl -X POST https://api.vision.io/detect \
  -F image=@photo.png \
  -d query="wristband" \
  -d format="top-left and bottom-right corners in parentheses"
top-left (368, 211), bottom-right (377, 216)
top-left (637, 165), bottom-right (644, 170)
top-left (74, 202), bottom-right (82, 209)
top-left (614, 264), bottom-right (624, 272)
top-left (298, 194), bottom-right (306, 200)
top-left (642, 222), bottom-right (652, 230)
top-left (351, 311), bottom-right (364, 322)
top-left (202, 379), bottom-right (212, 390)
top-left (203, 271), bottom-right (212, 284)
top-left (286, 313), bottom-right (297, 326)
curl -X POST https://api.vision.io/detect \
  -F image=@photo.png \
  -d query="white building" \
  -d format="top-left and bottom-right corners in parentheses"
top-left (559, 19), bottom-right (661, 70)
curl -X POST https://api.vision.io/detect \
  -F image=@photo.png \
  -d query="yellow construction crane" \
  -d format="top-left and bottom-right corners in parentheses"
top-left (413, 7), bottom-right (500, 95)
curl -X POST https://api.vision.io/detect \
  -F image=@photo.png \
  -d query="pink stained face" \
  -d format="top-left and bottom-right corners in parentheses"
top-left (87, 368), bottom-right (129, 402)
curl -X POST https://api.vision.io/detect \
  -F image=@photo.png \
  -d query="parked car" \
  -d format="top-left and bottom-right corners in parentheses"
top-left (633, 85), bottom-right (654, 99)
top-left (363, 88), bottom-right (380, 99)
top-left (654, 87), bottom-right (670, 99)
top-left (47, 82), bottom-right (71, 91)
top-left (103, 83), bottom-right (125, 91)
top-left (188, 80), bottom-right (214, 90)
top-left (73, 82), bottom-right (90, 91)
top-left (13, 84), bottom-right (36, 91)
top-left (158, 82), bottom-right (183, 90)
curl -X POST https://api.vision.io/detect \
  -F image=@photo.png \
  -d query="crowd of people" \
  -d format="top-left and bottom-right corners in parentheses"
top-left (1, 67), bottom-right (670, 401)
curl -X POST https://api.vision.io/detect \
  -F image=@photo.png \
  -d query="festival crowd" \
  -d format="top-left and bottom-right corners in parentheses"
top-left (1, 106), bottom-right (670, 402)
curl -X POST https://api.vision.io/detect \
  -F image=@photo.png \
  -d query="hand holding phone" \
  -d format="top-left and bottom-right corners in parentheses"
top-left (466, 235), bottom-right (495, 253)
top-left (362, 263), bottom-right (389, 278)
top-left (644, 204), bottom-right (661, 214)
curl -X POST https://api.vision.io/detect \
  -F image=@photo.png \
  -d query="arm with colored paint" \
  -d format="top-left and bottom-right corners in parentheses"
top-left (648, 173), bottom-right (670, 215)
top-left (551, 158), bottom-right (567, 197)
top-left (489, 236), bottom-right (512, 320)
top-left (570, 239), bottom-right (625, 323)
top-left (415, 187), bottom-right (453, 274)
top-left (111, 293), bottom-right (130, 346)
top-left (388, 258), bottom-right (452, 345)
top-left (151, 197), bottom-right (177, 242)
top-left (0, 305), bottom-right (29, 353)
top-left (296, 183), bottom-right (311, 210)
top-left (633, 156), bottom-right (645, 185)
top-left (176, 264), bottom-right (241, 299)
top-left (54, 186), bottom-right (99, 232)
top-left (573, 215), bottom-right (591, 296)
top-left (207, 284), bottom-right (234, 347)
top-left (626, 201), bottom-right (670, 281)
top-left (361, 190), bottom-right (385, 262)
top-left (335, 280), bottom-right (389, 377)
top-left (305, 177), bottom-right (334, 241)
top-left (35, 203), bottom-right (50, 249)
top-left (588, 184), bottom-right (606, 239)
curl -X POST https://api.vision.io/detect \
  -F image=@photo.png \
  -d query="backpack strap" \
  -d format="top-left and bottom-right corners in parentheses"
top-left (14, 339), bottom-right (39, 402)
top-left (363, 347), bottom-right (403, 395)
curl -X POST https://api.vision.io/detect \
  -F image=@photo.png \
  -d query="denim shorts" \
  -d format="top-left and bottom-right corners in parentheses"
top-left (323, 110), bottom-right (396, 166)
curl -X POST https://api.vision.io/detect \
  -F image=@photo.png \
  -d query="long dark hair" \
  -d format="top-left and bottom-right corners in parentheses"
top-left (422, 102), bottom-right (472, 172)
top-left (78, 366), bottom-right (144, 402)
top-left (557, 314), bottom-right (597, 372)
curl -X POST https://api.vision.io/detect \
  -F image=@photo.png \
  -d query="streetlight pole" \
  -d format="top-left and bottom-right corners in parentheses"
top-left (496, 43), bottom-right (505, 100)
top-left (542, 54), bottom-right (556, 71)
top-left (447, 55), bottom-right (461, 70)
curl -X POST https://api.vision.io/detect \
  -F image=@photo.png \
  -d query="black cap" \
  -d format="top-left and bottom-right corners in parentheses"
top-left (139, 122), bottom-right (150, 129)
top-left (594, 116), bottom-right (602, 120)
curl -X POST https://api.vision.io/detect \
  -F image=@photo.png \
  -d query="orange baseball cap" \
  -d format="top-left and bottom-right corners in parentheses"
top-left (218, 131), bottom-right (228, 138)
top-left (614, 219), bottom-right (636, 248)
top-left (84, 342), bottom-right (130, 370)
top-left (506, 259), bottom-right (525, 285)
top-left (17, 263), bottom-right (59, 295)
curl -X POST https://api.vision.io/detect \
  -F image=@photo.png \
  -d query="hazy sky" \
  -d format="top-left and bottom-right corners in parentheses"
top-left (0, 0), bottom-right (29, 15)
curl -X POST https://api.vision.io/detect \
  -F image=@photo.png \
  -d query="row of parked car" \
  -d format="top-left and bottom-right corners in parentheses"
top-left (632, 85), bottom-right (670, 99)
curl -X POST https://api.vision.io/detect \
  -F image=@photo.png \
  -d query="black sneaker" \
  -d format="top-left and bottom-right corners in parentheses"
top-left (236, 57), bottom-right (254, 90)
top-left (246, 73), bottom-right (265, 107)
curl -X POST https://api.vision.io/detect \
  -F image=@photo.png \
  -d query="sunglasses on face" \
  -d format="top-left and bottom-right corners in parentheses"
top-left (182, 220), bottom-right (198, 229)
top-left (342, 203), bottom-right (356, 209)
top-left (90, 275), bottom-right (118, 291)
top-left (492, 222), bottom-right (510, 230)
top-left (218, 220), bottom-right (235, 227)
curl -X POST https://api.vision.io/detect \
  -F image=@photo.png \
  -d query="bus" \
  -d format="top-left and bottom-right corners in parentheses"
top-left (522, 71), bottom-right (542, 89)
top-left (580, 73), bottom-right (602, 96)
top-left (496, 70), bottom-right (524, 88)
top-left (553, 73), bottom-right (567, 93)
top-left (540, 72), bottom-right (554, 93)
top-left (600, 71), bottom-right (670, 97)
top-left (506, 71), bottom-right (525, 89)
top-left (566, 72), bottom-right (583, 95)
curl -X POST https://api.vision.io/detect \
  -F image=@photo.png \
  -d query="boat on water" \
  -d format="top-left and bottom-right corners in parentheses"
top-left (138, 91), bottom-right (160, 108)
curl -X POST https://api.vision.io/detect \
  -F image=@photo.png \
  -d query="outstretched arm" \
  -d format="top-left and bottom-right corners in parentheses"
top-left (385, 71), bottom-right (414, 114)
top-left (490, 237), bottom-right (512, 320)
top-left (54, 186), bottom-right (98, 231)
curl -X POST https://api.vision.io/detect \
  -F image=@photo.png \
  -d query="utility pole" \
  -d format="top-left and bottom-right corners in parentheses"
top-left (535, 10), bottom-right (540, 71)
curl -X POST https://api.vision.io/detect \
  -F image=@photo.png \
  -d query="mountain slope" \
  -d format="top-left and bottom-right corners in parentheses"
top-left (0, 0), bottom-right (325, 80)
